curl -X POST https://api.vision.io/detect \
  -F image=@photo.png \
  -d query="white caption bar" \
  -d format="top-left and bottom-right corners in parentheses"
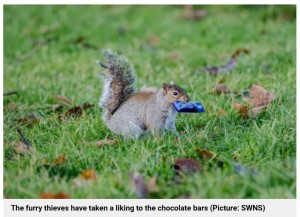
top-left (4, 199), bottom-right (296, 217)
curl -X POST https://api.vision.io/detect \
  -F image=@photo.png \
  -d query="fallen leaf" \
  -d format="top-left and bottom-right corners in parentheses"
top-left (129, 172), bottom-right (148, 199)
top-left (74, 36), bottom-right (86, 44)
top-left (64, 103), bottom-right (94, 117)
top-left (214, 84), bottom-right (230, 94)
top-left (95, 139), bottom-right (118, 147)
top-left (174, 158), bottom-right (202, 174)
top-left (7, 102), bottom-right (18, 112)
top-left (184, 5), bottom-right (207, 20)
top-left (249, 105), bottom-right (268, 118)
top-left (204, 48), bottom-right (250, 75)
top-left (80, 103), bottom-right (95, 109)
top-left (40, 192), bottom-right (70, 199)
top-left (81, 42), bottom-right (98, 50)
top-left (216, 108), bottom-right (227, 116)
top-left (195, 124), bottom-right (204, 129)
top-left (147, 176), bottom-right (159, 193)
top-left (242, 84), bottom-right (275, 107)
top-left (40, 193), bottom-right (56, 199)
top-left (72, 169), bottom-right (97, 187)
top-left (196, 147), bottom-right (225, 168)
top-left (53, 155), bottom-right (66, 165)
top-left (73, 36), bottom-right (98, 50)
top-left (169, 53), bottom-right (182, 62)
top-left (57, 114), bottom-right (65, 122)
top-left (231, 48), bottom-right (250, 59)
top-left (13, 129), bottom-right (32, 154)
top-left (147, 35), bottom-right (160, 45)
top-left (53, 95), bottom-right (72, 105)
top-left (196, 147), bottom-right (215, 159)
top-left (206, 59), bottom-right (237, 75)
top-left (279, 12), bottom-right (295, 21)
top-left (117, 26), bottom-right (127, 35)
top-left (233, 84), bottom-right (276, 118)
top-left (80, 169), bottom-right (97, 180)
top-left (233, 102), bottom-right (249, 119)
top-left (13, 141), bottom-right (30, 154)
top-left (17, 114), bottom-right (39, 126)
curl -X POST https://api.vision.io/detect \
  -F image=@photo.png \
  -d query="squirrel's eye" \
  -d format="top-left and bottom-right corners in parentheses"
top-left (173, 91), bottom-right (178, 96)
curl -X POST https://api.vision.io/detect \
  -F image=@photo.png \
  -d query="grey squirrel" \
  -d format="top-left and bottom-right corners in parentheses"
top-left (97, 50), bottom-right (190, 138)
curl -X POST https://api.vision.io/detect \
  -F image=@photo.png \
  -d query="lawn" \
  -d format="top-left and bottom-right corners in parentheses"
top-left (3, 5), bottom-right (296, 199)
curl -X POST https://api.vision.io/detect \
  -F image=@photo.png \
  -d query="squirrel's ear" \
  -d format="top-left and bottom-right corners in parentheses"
top-left (170, 81), bottom-right (174, 85)
top-left (162, 83), bottom-right (168, 95)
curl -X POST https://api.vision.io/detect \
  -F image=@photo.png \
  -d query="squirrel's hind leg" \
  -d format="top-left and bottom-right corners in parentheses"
top-left (123, 121), bottom-right (145, 139)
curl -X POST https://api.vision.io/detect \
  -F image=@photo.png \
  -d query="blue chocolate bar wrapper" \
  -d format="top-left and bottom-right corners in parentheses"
top-left (172, 101), bottom-right (205, 113)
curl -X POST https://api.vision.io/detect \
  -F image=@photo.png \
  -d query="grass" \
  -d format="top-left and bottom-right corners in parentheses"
top-left (3, 5), bottom-right (296, 199)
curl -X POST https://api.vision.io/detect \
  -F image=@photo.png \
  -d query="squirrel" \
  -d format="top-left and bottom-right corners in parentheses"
top-left (96, 50), bottom-right (190, 138)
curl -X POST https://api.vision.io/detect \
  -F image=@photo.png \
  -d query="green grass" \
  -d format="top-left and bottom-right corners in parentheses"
top-left (3, 5), bottom-right (296, 199)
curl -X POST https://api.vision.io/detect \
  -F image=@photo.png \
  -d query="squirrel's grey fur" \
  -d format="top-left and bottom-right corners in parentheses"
top-left (97, 50), bottom-right (190, 138)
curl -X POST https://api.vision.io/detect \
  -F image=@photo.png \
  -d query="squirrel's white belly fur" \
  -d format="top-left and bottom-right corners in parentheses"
top-left (165, 106), bottom-right (177, 132)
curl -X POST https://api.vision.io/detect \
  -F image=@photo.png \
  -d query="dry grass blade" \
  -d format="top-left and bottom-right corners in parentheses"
top-left (95, 139), bottom-right (118, 147)
top-left (53, 95), bottom-right (72, 105)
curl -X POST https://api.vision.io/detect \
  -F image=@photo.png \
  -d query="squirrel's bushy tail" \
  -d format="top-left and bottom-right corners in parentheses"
top-left (97, 49), bottom-right (136, 121)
